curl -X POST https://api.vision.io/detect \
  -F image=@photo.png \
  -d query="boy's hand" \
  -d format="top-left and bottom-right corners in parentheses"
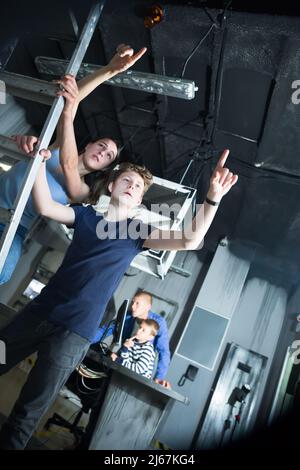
top-left (110, 352), bottom-right (118, 361)
top-left (39, 149), bottom-right (51, 161)
top-left (207, 149), bottom-right (238, 203)
top-left (124, 336), bottom-right (136, 349)
top-left (11, 135), bottom-right (51, 161)
top-left (54, 74), bottom-right (79, 113)
top-left (108, 44), bottom-right (147, 74)
top-left (154, 379), bottom-right (172, 389)
top-left (12, 134), bottom-right (39, 154)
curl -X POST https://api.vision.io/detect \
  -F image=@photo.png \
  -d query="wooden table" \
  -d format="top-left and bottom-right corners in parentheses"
top-left (85, 353), bottom-right (188, 450)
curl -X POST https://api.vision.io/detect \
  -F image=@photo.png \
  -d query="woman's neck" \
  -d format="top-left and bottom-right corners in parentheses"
top-left (77, 153), bottom-right (90, 177)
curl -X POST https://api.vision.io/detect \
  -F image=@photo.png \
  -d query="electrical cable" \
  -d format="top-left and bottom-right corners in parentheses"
top-left (181, 23), bottom-right (216, 78)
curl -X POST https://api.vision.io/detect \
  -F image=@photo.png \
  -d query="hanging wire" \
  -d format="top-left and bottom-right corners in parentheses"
top-left (181, 23), bottom-right (216, 78)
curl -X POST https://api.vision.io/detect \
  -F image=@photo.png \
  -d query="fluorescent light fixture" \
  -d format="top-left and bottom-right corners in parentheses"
top-left (35, 56), bottom-right (197, 100)
top-left (0, 162), bottom-right (12, 172)
top-left (23, 278), bottom-right (45, 300)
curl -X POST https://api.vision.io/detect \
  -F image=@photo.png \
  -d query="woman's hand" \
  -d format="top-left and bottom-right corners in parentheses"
top-left (12, 134), bottom-right (38, 154)
top-left (11, 135), bottom-right (51, 161)
top-left (54, 74), bottom-right (79, 113)
top-left (108, 44), bottom-right (147, 74)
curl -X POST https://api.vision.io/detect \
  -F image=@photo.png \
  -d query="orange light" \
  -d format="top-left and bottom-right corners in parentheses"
top-left (144, 4), bottom-right (164, 29)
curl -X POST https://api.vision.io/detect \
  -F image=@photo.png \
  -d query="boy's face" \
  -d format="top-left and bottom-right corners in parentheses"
top-left (109, 170), bottom-right (145, 208)
top-left (135, 322), bottom-right (154, 343)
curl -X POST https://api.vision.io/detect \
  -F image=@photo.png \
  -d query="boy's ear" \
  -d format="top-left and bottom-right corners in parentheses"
top-left (108, 181), bottom-right (113, 194)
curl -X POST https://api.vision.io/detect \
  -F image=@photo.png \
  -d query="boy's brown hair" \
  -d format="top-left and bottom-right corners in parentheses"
top-left (141, 318), bottom-right (159, 337)
top-left (107, 162), bottom-right (153, 195)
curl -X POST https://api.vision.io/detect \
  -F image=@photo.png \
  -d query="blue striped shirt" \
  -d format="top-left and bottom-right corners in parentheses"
top-left (116, 340), bottom-right (156, 379)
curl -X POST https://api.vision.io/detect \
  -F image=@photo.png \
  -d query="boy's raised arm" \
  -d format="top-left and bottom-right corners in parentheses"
top-left (144, 150), bottom-right (238, 251)
top-left (32, 149), bottom-right (75, 226)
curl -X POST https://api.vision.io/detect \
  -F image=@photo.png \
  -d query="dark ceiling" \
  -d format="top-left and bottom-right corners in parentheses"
top-left (2, 0), bottom-right (300, 284)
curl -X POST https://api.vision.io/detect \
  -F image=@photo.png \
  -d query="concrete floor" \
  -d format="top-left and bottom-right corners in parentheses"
top-left (0, 357), bottom-right (90, 450)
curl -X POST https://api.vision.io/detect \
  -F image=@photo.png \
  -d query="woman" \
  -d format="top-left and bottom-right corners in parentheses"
top-left (0, 43), bottom-right (147, 284)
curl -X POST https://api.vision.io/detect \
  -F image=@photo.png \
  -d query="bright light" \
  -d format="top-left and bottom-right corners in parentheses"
top-left (0, 163), bottom-right (12, 172)
top-left (23, 278), bottom-right (45, 299)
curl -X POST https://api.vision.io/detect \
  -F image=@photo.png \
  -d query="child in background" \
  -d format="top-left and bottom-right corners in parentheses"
top-left (111, 319), bottom-right (159, 379)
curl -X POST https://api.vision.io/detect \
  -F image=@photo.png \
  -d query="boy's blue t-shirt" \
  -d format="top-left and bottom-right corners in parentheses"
top-left (0, 148), bottom-right (68, 230)
top-left (34, 205), bottom-right (152, 342)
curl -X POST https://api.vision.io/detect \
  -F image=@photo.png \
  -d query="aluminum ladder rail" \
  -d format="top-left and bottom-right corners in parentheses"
top-left (0, 1), bottom-right (106, 273)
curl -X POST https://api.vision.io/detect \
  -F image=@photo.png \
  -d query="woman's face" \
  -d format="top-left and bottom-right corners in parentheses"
top-left (84, 138), bottom-right (118, 171)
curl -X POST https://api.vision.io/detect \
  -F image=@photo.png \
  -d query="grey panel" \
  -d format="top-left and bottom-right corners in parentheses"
top-left (177, 307), bottom-right (228, 369)
top-left (156, 355), bottom-right (213, 450)
top-left (195, 243), bottom-right (254, 318)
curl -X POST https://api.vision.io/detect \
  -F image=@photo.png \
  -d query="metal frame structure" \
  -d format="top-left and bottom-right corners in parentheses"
top-left (0, 2), bottom-right (106, 272)
top-left (131, 179), bottom-right (197, 279)
top-left (0, 1), bottom-right (197, 278)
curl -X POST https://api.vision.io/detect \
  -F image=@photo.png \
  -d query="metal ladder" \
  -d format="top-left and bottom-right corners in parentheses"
top-left (0, 2), bottom-right (106, 273)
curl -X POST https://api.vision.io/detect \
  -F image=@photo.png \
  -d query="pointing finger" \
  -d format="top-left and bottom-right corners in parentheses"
top-left (131, 47), bottom-right (147, 63)
top-left (217, 149), bottom-right (230, 168)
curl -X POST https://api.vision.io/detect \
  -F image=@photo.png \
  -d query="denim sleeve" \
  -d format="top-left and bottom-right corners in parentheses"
top-left (92, 322), bottom-right (115, 343)
top-left (154, 318), bottom-right (171, 380)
